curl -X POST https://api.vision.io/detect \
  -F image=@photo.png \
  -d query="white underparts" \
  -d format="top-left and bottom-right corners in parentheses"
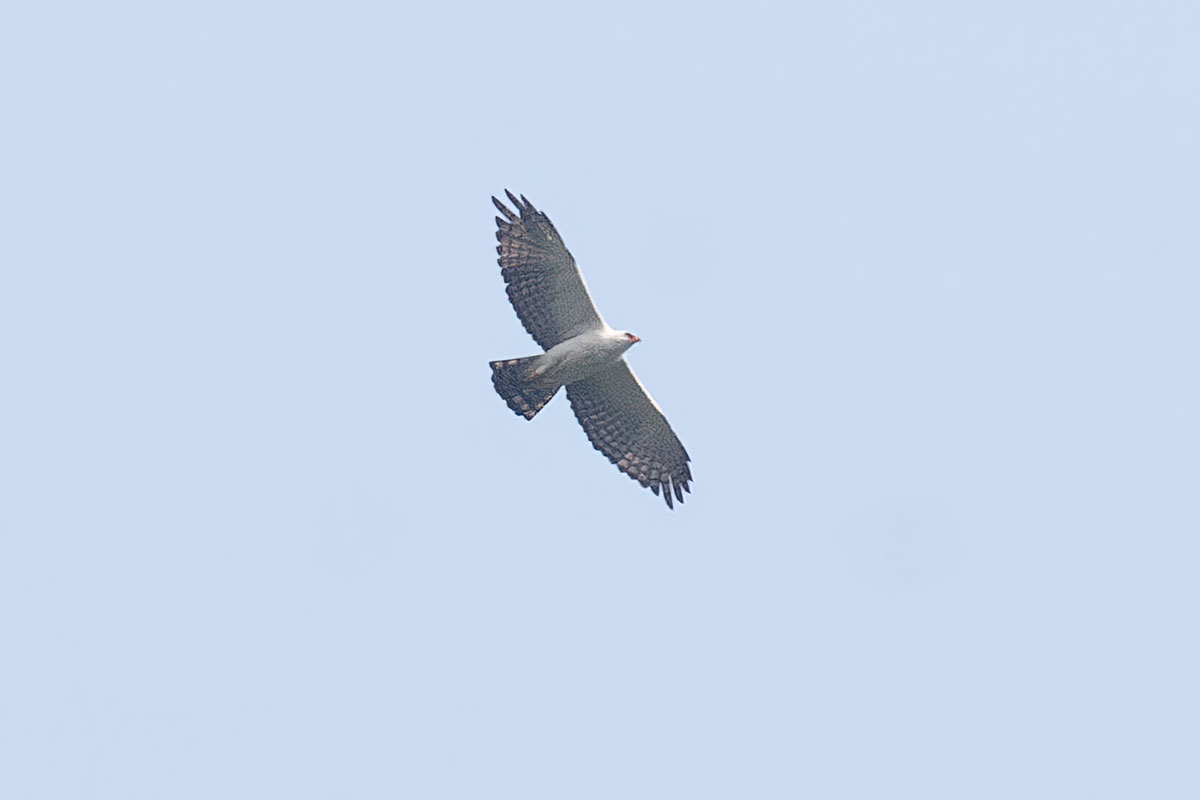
top-left (528, 328), bottom-right (636, 386)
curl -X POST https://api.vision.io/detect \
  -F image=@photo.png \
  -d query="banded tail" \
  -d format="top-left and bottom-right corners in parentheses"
top-left (489, 357), bottom-right (560, 420)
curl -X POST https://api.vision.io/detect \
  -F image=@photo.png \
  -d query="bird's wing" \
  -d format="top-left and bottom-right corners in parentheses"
top-left (493, 191), bottom-right (606, 350)
top-left (566, 359), bottom-right (692, 509)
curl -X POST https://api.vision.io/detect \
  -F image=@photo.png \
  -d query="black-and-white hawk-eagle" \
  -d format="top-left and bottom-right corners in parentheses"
top-left (488, 191), bottom-right (693, 509)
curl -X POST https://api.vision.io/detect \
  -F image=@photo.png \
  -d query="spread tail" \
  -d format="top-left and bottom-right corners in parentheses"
top-left (489, 357), bottom-right (560, 420)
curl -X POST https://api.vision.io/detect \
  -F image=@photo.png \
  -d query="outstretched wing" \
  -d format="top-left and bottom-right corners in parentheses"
top-left (493, 191), bottom-right (606, 350)
top-left (566, 360), bottom-right (692, 509)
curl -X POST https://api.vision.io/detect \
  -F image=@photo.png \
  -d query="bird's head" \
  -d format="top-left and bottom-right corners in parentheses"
top-left (623, 332), bottom-right (641, 345)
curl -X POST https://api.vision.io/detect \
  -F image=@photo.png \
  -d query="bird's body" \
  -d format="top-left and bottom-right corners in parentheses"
top-left (521, 328), bottom-right (637, 387)
top-left (488, 191), bottom-right (692, 509)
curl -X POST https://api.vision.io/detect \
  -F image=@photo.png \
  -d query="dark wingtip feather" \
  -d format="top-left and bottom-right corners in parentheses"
top-left (673, 480), bottom-right (684, 503)
top-left (650, 483), bottom-right (660, 496)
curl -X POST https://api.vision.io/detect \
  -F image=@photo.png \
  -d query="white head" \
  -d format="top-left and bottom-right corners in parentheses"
top-left (620, 331), bottom-right (640, 347)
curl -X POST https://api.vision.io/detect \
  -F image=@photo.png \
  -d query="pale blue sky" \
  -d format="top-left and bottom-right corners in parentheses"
top-left (2, 1), bottom-right (1197, 797)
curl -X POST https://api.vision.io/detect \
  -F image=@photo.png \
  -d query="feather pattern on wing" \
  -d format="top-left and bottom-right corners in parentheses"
top-left (493, 191), bottom-right (606, 350)
top-left (567, 360), bottom-right (692, 508)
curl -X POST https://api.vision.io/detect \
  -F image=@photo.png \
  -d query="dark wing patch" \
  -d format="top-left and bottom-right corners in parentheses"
top-left (493, 191), bottom-right (605, 350)
top-left (566, 360), bottom-right (692, 509)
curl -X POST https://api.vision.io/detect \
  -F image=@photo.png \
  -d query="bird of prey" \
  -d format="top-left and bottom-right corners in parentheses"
top-left (489, 191), bottom-right (692, 509)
